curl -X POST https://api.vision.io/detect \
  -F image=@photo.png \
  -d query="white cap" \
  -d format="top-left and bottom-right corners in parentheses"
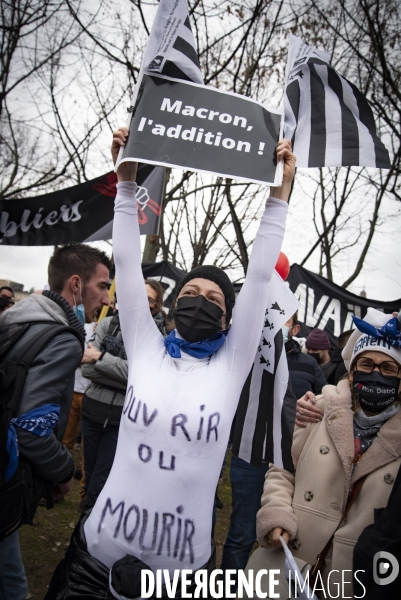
top-left (342, 307), bottom-right (401, 371)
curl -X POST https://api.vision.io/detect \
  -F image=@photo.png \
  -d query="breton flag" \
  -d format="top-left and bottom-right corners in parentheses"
top-left (142, 0), bottom-right (204, 85)
top-left (232, 273), bottom-right (299, 471)
top-left (284, 35), bottom-right (391, 169)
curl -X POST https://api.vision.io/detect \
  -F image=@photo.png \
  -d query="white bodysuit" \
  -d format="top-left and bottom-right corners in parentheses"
top-left (84, 182), bottom-right (288, 574)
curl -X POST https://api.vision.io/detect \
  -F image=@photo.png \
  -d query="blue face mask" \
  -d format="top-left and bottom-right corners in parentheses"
top-left (73, 285), bottom-right (86, 326)
top-left (282, 325), bottom-right (290, 344)
top-left (73, 303), bottom-right (85, 326)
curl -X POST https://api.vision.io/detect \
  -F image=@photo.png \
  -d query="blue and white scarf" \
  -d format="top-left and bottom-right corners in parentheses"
top-left (5, 404), bottom-right (60, 482)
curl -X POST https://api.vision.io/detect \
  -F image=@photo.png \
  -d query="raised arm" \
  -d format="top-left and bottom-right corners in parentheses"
top-left (111, 128), bottom-right (163, 363)
top-left (226, 140), bottom-right (296, 379)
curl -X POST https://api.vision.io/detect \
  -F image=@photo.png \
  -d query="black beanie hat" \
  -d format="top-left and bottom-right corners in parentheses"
top-left (173, 265), bottom-right (236, 322)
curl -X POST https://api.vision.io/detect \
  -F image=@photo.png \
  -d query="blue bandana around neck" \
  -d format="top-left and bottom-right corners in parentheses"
top-left (352, 315), bottom-right (401, 349)
top-left (164, 329), bottom-right (228, 359)
top-left (5, 404), bottom-right (60, 482)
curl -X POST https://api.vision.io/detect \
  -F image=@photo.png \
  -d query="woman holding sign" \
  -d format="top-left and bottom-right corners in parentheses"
top-left (45, 130), bottom-right (295, 599)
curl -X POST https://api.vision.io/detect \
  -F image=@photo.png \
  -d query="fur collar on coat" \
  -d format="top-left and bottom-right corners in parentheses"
top-left (321, 379), bottom-right (401, 506)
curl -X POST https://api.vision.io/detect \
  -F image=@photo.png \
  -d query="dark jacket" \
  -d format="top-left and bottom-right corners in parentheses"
top-left (353, 463), bottom-right (401, 598)
top-left (0, 294), bottom-right (81, 485)
top-left (321, 346), bottom-right (347, 385)
top-left (285, 338), bottom-right (327, 399)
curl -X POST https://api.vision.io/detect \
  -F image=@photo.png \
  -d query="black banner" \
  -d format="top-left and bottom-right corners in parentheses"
top-left (142, 260), bottom-right (186, 307)
top-left (287, 264), bottom-right (401, 345)
top-left (0, 164), bottom-right (165, 246)
top-left (137, 261), bottom-right (401, 344)
top-left (121, 75), bottom-right (282, 185)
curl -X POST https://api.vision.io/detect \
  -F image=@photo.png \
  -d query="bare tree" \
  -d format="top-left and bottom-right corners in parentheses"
top-left (158, 172), bottom-right (264, 276)
top-left (2, 0), bottom-right (399, 293)
top-left (289, 0), bottom-right (400, 287)
top-left (143, 0), bottom-right (400, 284)
top-left (0, 0), bottom-right (130, 200)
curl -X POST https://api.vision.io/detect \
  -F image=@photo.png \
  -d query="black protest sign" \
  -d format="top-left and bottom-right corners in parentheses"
top-left (0, 164), bottom-right (165, 246)
top-left (287, 264), bottom-right (401, 345)
top-left (121, 75), bottom-right (282, 185)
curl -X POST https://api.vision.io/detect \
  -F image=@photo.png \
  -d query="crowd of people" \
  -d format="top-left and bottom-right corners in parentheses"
top-left (0, 131), bottom-right (400, 600)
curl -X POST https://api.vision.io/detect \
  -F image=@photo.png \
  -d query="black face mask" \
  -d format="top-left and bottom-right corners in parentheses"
top-left (309, 352), bottom-right (323, 365)
top-left (353, 370), bottom-right (400, 414)
top-left (173, 295), bottom-right (224, 343)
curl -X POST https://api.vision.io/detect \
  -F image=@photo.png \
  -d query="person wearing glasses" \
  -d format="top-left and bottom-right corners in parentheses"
top-left (79, 279), bottom-right (167, 510)
top-left (256, 308), bottom-right (401, 598)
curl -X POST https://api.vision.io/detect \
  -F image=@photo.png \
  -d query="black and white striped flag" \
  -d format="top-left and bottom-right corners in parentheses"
top-left (143, 0), bottom-right (203, 85)
top-left (232, 272), bottom-right (299, 471)
top-left (284, 35), bottom-right (390, 169)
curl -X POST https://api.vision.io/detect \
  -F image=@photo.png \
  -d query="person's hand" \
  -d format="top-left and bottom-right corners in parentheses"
top-left (52, 478), bottom-right (73, 502)
top-left (270, 138), bottom-right (296, 202)
top-left (111, 126), bottom-right (138, 183)
top-left (268, 527), bottom-right (289, 547)
top-left (57, 479), bottom-right (73, 496)
top-left (295, 391), bottom-right (324, 427)
top-left (81, 343), bottom-right (101, 364)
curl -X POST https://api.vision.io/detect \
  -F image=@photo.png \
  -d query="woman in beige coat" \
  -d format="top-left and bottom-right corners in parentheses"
top-left (256, 308), bottom-right (401, 598)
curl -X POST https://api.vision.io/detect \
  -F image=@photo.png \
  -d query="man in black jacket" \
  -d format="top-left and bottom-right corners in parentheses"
top-left (284, 312), bottom-right (327, 398)
top-left (0, 244), bottom-right (111, 600)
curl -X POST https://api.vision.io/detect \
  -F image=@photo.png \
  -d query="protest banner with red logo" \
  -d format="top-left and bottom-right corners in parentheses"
top-left (0, 164), bottom-right (165, 245)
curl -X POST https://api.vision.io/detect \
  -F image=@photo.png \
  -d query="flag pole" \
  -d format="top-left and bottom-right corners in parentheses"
top-left (98, 277), bottom-right (116, 322)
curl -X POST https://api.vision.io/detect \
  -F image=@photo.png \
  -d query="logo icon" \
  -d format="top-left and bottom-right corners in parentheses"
top-left (373, 551), bottom-right (399, 586)
top-left (148, 55), bottom-right (165, 72)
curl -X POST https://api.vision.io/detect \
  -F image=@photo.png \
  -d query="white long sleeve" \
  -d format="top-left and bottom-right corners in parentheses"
top-left (84, 184), bottom-right (288, 575)
top-left (113, 182), bottom-right (165, 366)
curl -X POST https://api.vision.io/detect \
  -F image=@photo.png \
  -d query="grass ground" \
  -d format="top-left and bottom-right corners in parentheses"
top-left (20, 454), bottom-right (234, 599)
